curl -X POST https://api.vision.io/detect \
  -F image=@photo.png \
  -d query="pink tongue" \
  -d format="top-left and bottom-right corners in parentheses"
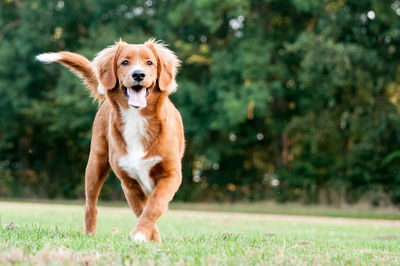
top-left (128, 88), bottom-right (147, 108)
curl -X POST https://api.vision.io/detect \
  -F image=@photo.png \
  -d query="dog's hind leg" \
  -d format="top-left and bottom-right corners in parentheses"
top-left (121, 178), bottom-right (147, 217)
top-left (84, 140), bottom-right (110, 235)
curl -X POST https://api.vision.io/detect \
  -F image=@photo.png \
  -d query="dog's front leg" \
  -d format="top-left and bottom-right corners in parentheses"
top-left (130, 175), bottom-right (181, 243)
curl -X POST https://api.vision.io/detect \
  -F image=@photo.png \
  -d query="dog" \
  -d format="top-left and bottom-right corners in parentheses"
top-left (36, 39), bottom-right (184, 243)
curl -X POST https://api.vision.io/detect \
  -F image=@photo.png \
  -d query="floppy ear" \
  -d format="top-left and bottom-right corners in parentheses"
top-left (91, 41), bottom-right (125, 93)
top-left (145, 39), bottom-right (180, 93)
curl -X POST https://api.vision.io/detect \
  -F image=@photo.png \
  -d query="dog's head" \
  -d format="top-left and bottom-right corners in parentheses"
top-left (92, 39), bottom-right (180, 109)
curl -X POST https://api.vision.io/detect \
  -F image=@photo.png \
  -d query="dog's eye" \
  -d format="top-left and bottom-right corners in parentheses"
top-left (147, 61), bottom-right (153, 66)
top-left (121, 60), bottom-right (129, 65)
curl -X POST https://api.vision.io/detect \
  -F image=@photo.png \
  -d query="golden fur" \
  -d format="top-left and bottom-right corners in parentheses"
top-left (36, 39), bottom-right (184, 242)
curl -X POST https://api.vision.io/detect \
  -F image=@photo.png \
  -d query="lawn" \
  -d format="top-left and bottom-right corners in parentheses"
top-left (0, 201), bottom-right (399, 265)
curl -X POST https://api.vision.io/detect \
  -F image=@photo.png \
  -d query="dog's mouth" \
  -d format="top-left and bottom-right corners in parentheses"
top-left (122, 85), bottom-right (151, 109)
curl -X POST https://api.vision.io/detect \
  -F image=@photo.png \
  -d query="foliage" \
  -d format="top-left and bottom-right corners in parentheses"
top-left (0, 0), bottom-right (400, 204)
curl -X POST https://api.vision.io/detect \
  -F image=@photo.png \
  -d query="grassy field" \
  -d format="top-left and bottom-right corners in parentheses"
top-left (2, 198), bottom-right (399, 220)
top-left (0, 201), bottom-right (399, 265)
top-left (170, 201), bottom-right (400, 220)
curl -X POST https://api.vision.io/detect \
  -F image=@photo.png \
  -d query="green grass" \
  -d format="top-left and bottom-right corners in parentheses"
top-left (2, 197), bottom-right (399, 220)
top-left (0, 201), bottom-right (399, 265)
top-left (170, 201), bottom-right (400, 220)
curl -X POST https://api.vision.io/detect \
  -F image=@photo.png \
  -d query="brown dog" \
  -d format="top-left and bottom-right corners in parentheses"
top-left (36, 39), bottom-right (184, 243)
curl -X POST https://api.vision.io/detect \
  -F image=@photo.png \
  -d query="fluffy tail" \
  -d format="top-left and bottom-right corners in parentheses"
top-left (36, 52), bottom-right (101, 101)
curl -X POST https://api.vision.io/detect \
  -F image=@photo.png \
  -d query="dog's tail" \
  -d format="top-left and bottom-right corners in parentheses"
top-left (36, 52), bottom-right (102, 101)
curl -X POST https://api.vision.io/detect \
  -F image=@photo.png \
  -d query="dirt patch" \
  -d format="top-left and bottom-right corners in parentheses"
top-left (0, 247), bottom-right (100, 265)
top-left (377, 234), bottom-right (397, 239)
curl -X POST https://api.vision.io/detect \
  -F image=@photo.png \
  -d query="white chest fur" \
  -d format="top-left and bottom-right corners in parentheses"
top-left (118, 108), bottom-right (162, 196)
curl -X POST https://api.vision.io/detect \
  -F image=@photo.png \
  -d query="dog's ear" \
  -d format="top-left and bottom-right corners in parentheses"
top-left (145, 39), bottom-right (180, 93)
top-left (92, 41), bottom-right (126, 93)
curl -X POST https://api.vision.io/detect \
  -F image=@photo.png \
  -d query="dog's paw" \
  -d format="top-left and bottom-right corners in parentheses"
top-left (151, 225), bottom-right (162, 243)
top-left (131, 231), bottom-right (148, 243)
top-left (130, 226), bottom-right (161, 243)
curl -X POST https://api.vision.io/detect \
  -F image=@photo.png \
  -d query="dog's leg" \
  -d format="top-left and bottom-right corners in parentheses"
top-left (121, 178), bottom-right (147, 217)
top-left (131, 175), bottom-right (181, 243)
top-left (84, 148), bottom-right (110, 235)
top-left (121, 178), bottom-right (161, 242)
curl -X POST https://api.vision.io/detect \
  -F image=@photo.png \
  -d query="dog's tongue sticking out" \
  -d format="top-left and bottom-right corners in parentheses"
top-left (127, 88), bottom-right (147, 108)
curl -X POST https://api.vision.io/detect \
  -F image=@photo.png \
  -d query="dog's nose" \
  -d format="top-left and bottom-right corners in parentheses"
top-left (132, 70), bottom-right (145, 82)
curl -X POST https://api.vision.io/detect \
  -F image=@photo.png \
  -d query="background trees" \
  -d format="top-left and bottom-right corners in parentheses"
top-left (1, 0), bottom-right (399, 205)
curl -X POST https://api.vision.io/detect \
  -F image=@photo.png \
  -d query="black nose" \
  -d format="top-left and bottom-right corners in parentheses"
top-left (132, 70), bottom-right (145, 82)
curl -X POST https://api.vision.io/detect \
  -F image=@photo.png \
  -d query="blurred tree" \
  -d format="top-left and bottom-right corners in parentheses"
top-left (0, 0), bottom-right (399, 205)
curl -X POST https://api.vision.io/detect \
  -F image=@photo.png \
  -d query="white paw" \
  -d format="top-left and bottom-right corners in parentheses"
top-left (132, 232), bottom-right (147, 243)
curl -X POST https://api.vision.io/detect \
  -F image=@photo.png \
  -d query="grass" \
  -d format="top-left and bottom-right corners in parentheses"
top-left (0, 201), bottom-right (399, 265)
top-left (2, 197), bottom-right (399, 220)
top-left (170, 201), bottom-right (400, 220)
